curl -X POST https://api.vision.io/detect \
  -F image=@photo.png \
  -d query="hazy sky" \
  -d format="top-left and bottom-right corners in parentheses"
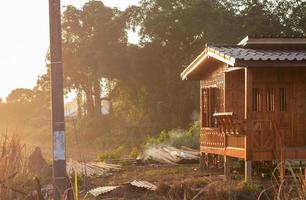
top-left (0, 0), bottom-right (139, 99)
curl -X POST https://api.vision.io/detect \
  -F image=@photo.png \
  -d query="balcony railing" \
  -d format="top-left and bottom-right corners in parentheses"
top-left (201, 112), bottom-right (246, 149)
top-left (201, 128), bottom-right (225, 148)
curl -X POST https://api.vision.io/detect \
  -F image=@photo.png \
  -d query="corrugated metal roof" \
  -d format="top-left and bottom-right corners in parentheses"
top-left (208, 46), bottom-right (306, 62)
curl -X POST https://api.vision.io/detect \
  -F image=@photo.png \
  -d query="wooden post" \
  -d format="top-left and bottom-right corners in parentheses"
top-left (304, 168), bottom-right (306, 184)
top-left (280, 161), bottom-right (285, 181)
top-left (199, 152), bottom-right (206, 170)
top-left (224, 155), bottom-right (230, 180)
top-left (245, 160), bottom-right (252, 182)
top-left (244, 68), bottom-right (253, 181)
top-left (279, 129), bottom-right (285, 181)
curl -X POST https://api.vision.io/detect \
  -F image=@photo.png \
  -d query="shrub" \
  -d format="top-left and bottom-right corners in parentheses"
top-left (97, 146), bottom-right (124, 161)
top-left (145, 130), bottom-right (170, 147)
top-left (129, 147), bottom-right (141, 158)
top-left (144, 121), bottom-right (200, 149)
top-left (170, 121), bottom-right (200, 149)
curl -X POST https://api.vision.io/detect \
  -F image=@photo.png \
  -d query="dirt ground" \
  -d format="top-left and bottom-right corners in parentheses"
top-left (78, 164), bottom-right (263, 200)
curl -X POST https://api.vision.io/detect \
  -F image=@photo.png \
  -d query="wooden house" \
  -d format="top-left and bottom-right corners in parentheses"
top-left (181, 36), bottom-right (306, 180)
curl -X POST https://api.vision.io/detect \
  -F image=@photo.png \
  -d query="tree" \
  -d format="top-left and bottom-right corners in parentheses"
top-left (274, 0), bottom-right (306, 35)
top-left (6, 88), bottom-right (35, 104)
top-left (62, 1), bottom-right (128, 118)
top-left (121, 0), bottom-right (304, 131)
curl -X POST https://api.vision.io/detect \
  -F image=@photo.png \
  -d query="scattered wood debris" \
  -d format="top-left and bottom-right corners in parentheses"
top-left (138, 146), bottom-right (199, 164)
top-left (66, 159), bottom-right (121, 177)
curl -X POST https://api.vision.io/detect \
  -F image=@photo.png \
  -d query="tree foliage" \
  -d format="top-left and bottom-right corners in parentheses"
top-left (62, 1), bottom-right (128, 117)
top-left (119, 0), bottom-right (305, 132)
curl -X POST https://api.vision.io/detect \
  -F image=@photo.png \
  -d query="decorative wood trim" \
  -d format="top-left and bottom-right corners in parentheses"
top-left (181, 49), bottom-right (235, 80)
top-left (226, 67), bottom-right (244, 72)
top-left (207, 51), bottom-right (235, 66)
top-left (200, 146), bottom-right (246, 159)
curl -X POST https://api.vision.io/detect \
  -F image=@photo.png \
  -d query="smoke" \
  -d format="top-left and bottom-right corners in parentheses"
top-left (139, 121), bottom-right (200, 164)
top-left (191, 110), bottom-right (200, 122)
top-left (144, 121), bottom-right (200, 150)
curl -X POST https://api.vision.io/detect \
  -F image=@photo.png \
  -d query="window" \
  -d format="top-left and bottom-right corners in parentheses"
top-left (252, 88), bottom-right (262, 112)
top-left (202, 89), bottom-right (208, 128)
top-left (252, 86), bottom-right (288, 113)
top-left (266, 88), bottom-right (275, 112)
top-left (279, 88), bottom-right (287, 112)
top-left (201, 87), bottom-right (218, 128)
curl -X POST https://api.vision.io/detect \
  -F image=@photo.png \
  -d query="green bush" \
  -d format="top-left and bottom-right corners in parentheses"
top-left (97, 146), bottom-right (124, 161)
top-left (145, 130), bottom-right (170, 147)
top-left (144, 121), bottom-right (200, 149)
top-left (129, 147), bottom-right (141, 158)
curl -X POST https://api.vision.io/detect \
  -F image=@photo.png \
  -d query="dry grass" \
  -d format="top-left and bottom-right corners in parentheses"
top-left (0, 134), bottom-right (30, 199)
top-left (256, 161), bottom-right (306, 200)
top-left (81, 161), bottom-right (306, 200)
top-left (80, 164), bottom-right (260, 200)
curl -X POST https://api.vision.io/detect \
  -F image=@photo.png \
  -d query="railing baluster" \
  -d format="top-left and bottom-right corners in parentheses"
top-left (201, 128), bottom-right (225, 148)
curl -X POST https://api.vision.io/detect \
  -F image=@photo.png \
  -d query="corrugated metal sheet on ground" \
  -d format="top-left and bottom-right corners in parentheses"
top-left (88, 186), bottom-right (119, 197)
top-left (130, 180), bottom-right (157, 191)
top-left (138, 146), bottom-right (199, 164)
top-left (66, 159), bottom-right (121, 176)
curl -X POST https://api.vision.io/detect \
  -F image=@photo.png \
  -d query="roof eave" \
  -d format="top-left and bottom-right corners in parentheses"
top-left (181, 49), bottom-right (236, 80)
top-left (234, 60), bottom-right (306, 68)
top-left (238, 35), bottom-right (306, 47)
top-left (180, 49), bottom-right (208, 80)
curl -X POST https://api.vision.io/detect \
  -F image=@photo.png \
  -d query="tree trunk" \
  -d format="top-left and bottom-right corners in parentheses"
top-left (76, 89), bottom-right (83, 118)
top-left (84, 85), bottom-right (94, 116)
top-left (108, 100), bottom-right (113, 115)
top-left (93, 79), bottom-right (102, 118)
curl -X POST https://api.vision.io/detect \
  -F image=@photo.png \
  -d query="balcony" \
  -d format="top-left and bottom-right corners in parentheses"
top-left (200, 112), bottom-right (246, 158)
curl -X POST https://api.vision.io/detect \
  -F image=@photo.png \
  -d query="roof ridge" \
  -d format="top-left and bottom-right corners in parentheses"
top-left (249, 34), bottom-right (306, 39)
top-left (206, 43), bottom-right (238, 47)
top-left (207, 45), bottom-right (306, 51)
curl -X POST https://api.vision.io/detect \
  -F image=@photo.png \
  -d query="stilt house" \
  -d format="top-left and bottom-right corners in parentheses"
top-left (181, 36), bottom-right (306, 180)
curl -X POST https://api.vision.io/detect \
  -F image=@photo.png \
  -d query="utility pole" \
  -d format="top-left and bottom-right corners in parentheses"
top-left (49, 0), bottom-right (67, 199)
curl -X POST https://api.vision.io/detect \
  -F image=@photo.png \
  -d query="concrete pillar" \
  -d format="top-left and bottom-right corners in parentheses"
top-left (245, 160), bottom-right (252, 182)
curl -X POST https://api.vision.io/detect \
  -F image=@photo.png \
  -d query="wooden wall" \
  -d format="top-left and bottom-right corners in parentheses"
top-left (200, 62), bottom-right (226, 118)
top-left (225, 69), bottom-right (245, 121)
top-left (291, 68), bottom-right (306, 146)
top-left (251, 67), bottom-right (306, 147)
